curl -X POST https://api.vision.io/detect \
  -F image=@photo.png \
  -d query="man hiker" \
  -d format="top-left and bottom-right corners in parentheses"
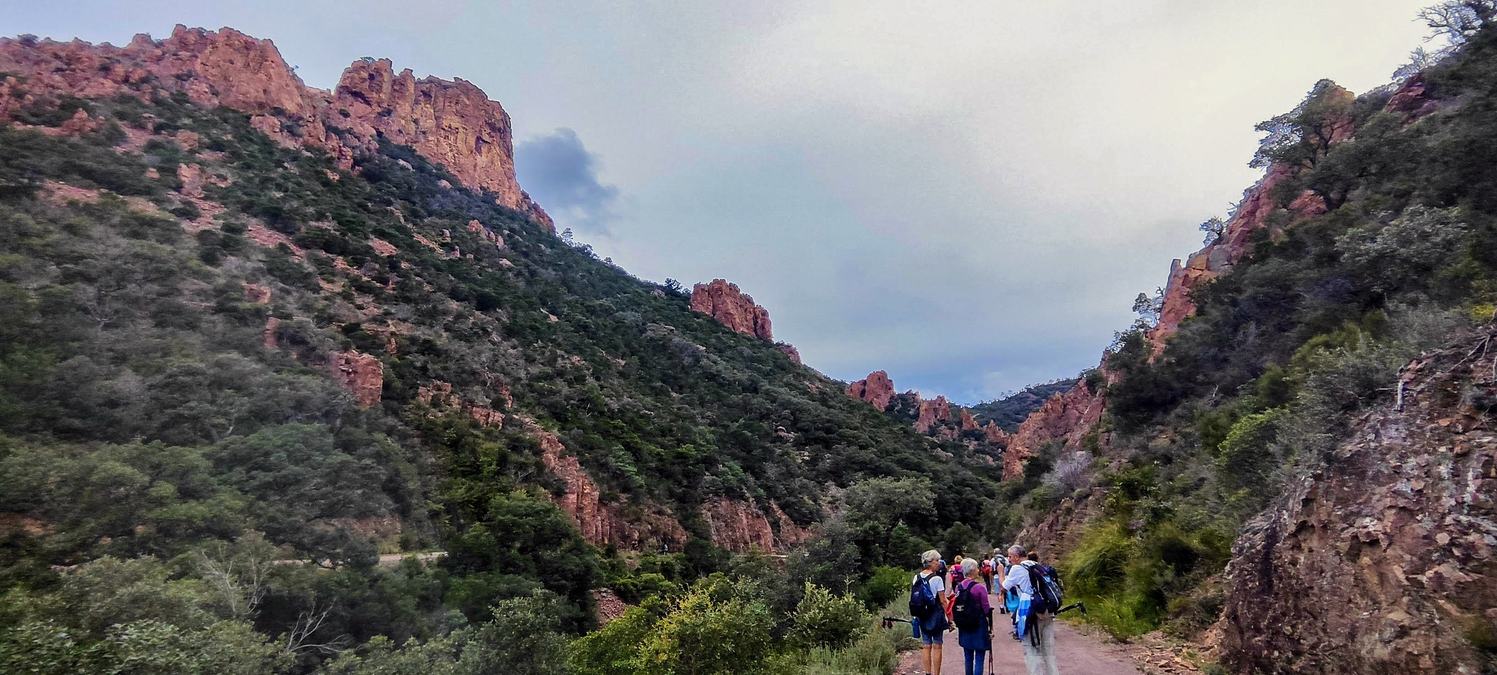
top-left (911, 549), bottom-right (948, 675)
top-left (1002, 545), bottom-right (1059, 675)
top-left (953, 557), bottom-right (993, 675)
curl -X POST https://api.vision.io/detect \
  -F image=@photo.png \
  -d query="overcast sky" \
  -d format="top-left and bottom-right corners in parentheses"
top-left (7, 1), bottom-right (1438, 403)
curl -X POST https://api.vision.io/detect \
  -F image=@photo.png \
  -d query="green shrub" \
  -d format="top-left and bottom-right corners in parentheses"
top-left (637, 579), bottom-right (774, 674)
top-left (859, 566), bottom-right (908, 610)
top-left (1063, 521), bottom-right (1136, 598)
top-left (568, 606), bottom-right (658, 675)
top-left (789, 583), bottom-right (870, 650)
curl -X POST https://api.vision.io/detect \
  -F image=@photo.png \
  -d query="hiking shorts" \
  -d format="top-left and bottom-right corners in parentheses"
top-left (920, 629), bottom-right (944, 646)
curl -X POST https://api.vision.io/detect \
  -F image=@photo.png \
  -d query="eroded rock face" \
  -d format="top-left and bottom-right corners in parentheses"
top-left (846, 370), bottom-right (896, 411)
top-left (775, 343), bottom-right (802, 364)
top-left (701, 497), bottom-right (809, 553)
top-left (690, 279), bottom-right (774, 340)
top-left (914, 395), bottom-right (953, 434)
top-left (416, 380), bottom-right (505, 428)
top-left (527, 419), bottom-right (688, 550)
top-left (1219, 330), bottom-right (1497, 673)
top-left (328, 350), bottom-right (383, 408)
top-left (0, 26), bottom-right (552, 226)
top-left (332, 59), bottom-right (549, 225)
top-left (1149, 85), bottom-right (1355, 354)
top-left (1002, 380), bottom-right (1106, 480)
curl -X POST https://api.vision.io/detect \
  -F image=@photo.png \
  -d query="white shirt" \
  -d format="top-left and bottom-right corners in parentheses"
top-left (914, 571), bottom-right (945, 597)
top-left (1002, 560), bottom-right (1035, 600)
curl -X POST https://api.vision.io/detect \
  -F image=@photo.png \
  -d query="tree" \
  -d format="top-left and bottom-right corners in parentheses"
top-left (1419, 1), bottom-right (1497, 44)
top-left (1250, 79), bottom-right (1353, 170)
top-left (1198, 216), bottom-right (1226, 246)
top-left (1132, 288), bottom-right (1163, 324)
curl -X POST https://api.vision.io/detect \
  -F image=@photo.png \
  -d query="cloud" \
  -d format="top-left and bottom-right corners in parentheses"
top-left (515, 128), bottom-right (620, 233)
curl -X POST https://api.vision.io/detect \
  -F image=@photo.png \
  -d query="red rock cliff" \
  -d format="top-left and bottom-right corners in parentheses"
top-left (333, 58), bottom-right (549, 225)
top-left (690, 279), bottom-right (774, 341)
top-left (846, 370), bottom-right (896, 411)
top-left (0, 26), bottom-right (551, 227)
top-left (1002, 379), bottom-right (1106, 479)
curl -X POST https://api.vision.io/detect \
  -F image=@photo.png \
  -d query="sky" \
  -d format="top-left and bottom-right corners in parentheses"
top-left (5, 0), bottom-right (1439, 403)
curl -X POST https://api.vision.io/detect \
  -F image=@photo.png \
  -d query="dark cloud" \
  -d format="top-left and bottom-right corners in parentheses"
top-left (515, 128), bottom-right (620, 234)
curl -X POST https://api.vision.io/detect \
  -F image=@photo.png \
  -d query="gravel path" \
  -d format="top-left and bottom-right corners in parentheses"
top-left (897, 621), bottom-right (1143, 675)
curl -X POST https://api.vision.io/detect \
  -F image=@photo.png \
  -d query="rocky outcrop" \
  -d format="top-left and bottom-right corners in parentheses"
top-left (332, 58), bottom-right (550, 226)
top-left (328, 350), bottom-right (383, 408)
top-left (775, 343), bottom-right (802, 364)
top-left (914, 395), bottom-right (953, 434)
top-left (689, 279), bottom-right (774, 340)
top-left (416, 380), bottom-right (505, 428)
top-left (701, 497), bottom-right (809, 553)
top-left (1002, 380), bottom-right (1106, 480)
top-left (1148, 85), bottom-right (1354, 354)
top-left (0, 26), bottom-right (552, 226)
top-left (982, 421), bottom-right (1009, 445)
top-left (846, 370), bottom-right (896, 411)
top-left (1219, 329), bottom-right (1497, 674)
top-left (528, 419), bottom-right (688, 550)
top-left (1385, 73), bottom-right (1440, 121)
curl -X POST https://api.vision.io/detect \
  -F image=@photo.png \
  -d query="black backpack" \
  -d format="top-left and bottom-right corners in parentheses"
top-left (908, 573), bottom-right (938, 619)
top-left (951, 579), bottom-right (984, 631)
top-left (1024, 562), bottom-right (1064, 615)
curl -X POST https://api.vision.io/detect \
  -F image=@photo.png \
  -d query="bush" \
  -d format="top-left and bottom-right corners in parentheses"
top-left (637, 579), bottom-right (774, 674)
top-left (859, 566), bottom-right (909, 610)
top-left (567, 606), bottom-right (658, 675)
top-left (789, 583), bottom-right (870, 650)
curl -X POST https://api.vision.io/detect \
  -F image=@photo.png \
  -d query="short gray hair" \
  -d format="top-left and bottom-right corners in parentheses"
top-left (921, 549), bottom-right (941, 565)
top-left (961, 558), bottom-right (980, 576)
top-left (1007, 545), bottom-right (1026, 558)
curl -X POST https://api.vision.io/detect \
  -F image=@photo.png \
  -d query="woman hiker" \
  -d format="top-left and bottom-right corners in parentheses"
top-left (953, 557), bottom-right (993, 675)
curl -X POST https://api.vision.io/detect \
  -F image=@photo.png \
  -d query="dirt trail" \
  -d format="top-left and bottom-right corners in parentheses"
top-left (897, 621), bottom-right (1143, 675)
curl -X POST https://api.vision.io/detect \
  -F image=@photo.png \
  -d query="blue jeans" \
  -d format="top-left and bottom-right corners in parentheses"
top-left (963, 647), bottom-right (986, 675)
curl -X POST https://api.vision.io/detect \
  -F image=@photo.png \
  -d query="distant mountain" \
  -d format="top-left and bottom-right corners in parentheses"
top-left (968, 378), bottom-right (1079, 431)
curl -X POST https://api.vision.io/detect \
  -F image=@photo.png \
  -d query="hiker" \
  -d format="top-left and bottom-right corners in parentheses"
top-left (952, 557), bottom-right (993, 675)
top-left (1003, 545), bottom-right (1059, 675)
top-left (911, 549), bottom-right (948, 675)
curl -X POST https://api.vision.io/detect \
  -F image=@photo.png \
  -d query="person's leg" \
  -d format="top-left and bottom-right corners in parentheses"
top-left (932, 634), bottom-right (943, 675)
top-left (974, 649), bottom-right (986, 675)
top-left (1041, 616), bottom-right (1059, 675)
top-left (921, 640), bottom-right (932, 674)
top-left (963, 647), bottom-right (975, 675)
top-left (1021, 623), bottom-right (1046, 675)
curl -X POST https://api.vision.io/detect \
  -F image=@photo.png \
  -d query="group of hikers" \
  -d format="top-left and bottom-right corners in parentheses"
top-left (907, 545), bottom-right (1067, 675)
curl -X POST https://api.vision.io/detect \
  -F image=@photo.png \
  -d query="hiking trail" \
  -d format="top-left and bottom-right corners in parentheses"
top-left (896, 620), bottom-right (1145, 674)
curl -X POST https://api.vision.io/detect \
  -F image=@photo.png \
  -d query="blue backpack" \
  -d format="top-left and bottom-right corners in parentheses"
top-left (1024, 562), bottom-right (1065, 615)
top-left (908, 572), bottom-right (939, 619)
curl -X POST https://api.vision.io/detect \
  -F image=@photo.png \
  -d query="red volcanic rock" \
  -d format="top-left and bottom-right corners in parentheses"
top-left (1003, 380), bottom-right (1106, 480)
top-left (0, 27), bottom-right (553, 227)
top-left (690, 279), bottom-right (774, 341)
top-left (776, 342), bottom-right (802, 364)
top-left (914, 395), bottom-right (953, 434)
top-left (417, 380), bottom-right (505, 428)
top-left (328, 350), bottom-right (383, 408)
top-left (846, 370), bottom-right (896, 411)
top-left (959, 408), bottom-right (979, 432)
top-left (242, 283), bottom-right (272, 305)
top-left (982, 421), bottom-right (1009, 445)
top-left (1385, 73), bottom-right (1440, 121)
top-left (701, 497), bottom-right (808, 553)
top-left (333, 58), bottom-right (549, 226)
top-left (528, 419), bottom-right (687, 550)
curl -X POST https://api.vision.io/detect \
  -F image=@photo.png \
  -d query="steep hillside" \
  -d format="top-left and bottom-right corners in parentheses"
top-left (969, 378), bottom-right (1079, 431)
top-left (984, 17), bottom-right (1497, 674)
top-left (0, 26), bottom-right (1005, 671)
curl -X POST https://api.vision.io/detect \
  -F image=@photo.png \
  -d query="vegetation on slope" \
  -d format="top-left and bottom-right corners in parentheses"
top-left (1008, 18), bottom-right (1497, 642)
top-left (969, 378), bottom-right (1079, 431)
top-left (0, 84), bottom-right (1001, 671)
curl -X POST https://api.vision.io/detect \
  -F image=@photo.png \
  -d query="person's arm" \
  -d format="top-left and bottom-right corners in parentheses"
top-left (1002, 564), bottom-right (1023, 592)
